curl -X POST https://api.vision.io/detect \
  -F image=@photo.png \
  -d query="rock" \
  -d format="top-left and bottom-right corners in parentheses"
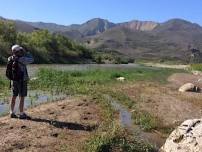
top-left (198, 79), bottom-right (202, 82)
top-left (160, 119), bottom-right (202, 152)
top-left (30, 77), bottom-right (38, 81)
top-left (178, 83), bottom-right (200, 92)
top-left (21, 125), bottom-right (27, 129)
top-left (116, 77), bottom-right (125, 81)
top-left (50, 133), bottom-right (59, 138)
top-left (192, 71), bottom-right (201, 76)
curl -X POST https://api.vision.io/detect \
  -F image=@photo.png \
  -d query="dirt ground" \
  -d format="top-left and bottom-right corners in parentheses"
top-left (143, 63), bottom-right (189, 70)
top-left (168, 73), bottom-right (202, 88)
top-left (123, 73), bottom-right (202, 127)
top-left (0, 97), bottom-right (101, 152)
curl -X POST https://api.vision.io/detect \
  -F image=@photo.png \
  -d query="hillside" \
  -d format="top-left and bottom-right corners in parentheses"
top-left (118, 20), bottom-right (159, 31)
top-left (86, 19), bottom-right (202, 62)
top-left (27, 21), bottom-right (69, 32)
top-left (0, 20), bottom-right (93, 64)
top-left (0, 17), bottom-right (37, 33)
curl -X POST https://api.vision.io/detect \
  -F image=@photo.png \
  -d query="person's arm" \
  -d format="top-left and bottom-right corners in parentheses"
top-left (8, 56), bottom-right (13, 62)
top-left (18, 52), bottom-right (34, 65)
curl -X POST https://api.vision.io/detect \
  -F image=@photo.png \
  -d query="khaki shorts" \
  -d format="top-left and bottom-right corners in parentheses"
top-left (12, 81), bottom-right (28, 97)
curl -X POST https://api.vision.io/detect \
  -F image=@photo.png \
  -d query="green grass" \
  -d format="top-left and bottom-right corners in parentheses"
top-left (132, 111), bottom-right (158, 131)
top-left (0, 76), bottom-right (9, 99)
top-left (190, 64), bottom-right (202, 71)
top-left (85, 94), bottom-right (155, 152)
top-left (30, 67), bottom-right (180, 94)
top-left (0, 76), bottom-right (7, 88)
top-left (86, 126), bottom-right (155, 152)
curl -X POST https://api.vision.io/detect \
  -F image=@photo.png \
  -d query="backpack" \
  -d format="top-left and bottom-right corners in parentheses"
top-left (6, 57), bottom-right (23, 81)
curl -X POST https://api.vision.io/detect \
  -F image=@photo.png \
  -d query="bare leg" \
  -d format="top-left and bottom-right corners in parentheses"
top-left (19, 97), bottom-right (25, 113)
top-left (10, 96), bottom-right (17, 113)
top-left (19, 96), bottom-right (31, 119)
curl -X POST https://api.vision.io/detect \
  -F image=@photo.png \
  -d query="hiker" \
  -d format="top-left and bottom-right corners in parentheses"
top-left (6, 45), bottom-right (34, 119)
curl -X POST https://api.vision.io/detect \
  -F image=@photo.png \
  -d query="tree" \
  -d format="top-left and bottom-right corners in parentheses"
top-left (0, 20), bottom-right (16, 44)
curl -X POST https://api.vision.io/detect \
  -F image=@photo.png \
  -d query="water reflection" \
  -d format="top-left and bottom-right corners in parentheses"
top-left (0, 64), bottom-right (140, 78)
top-left (0, 90), bottom-right (66, 116)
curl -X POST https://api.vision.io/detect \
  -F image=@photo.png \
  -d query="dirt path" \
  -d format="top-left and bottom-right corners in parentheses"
top-left (143, 63), bottom-right (189, 70)
top-left (0, 97), bottom-right (101, 152)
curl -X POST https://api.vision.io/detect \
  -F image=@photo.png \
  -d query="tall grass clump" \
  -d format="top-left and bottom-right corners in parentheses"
top-left (191, 64), bottom-right (202, 71)
top-left (31, 67), bottom-right (180, 94)
top-left (86, 126), bottom-right (155, 152)
top-left (0, 76), bottom-right (7, 88)
top-left (85, 94), bottom-right (155, 152)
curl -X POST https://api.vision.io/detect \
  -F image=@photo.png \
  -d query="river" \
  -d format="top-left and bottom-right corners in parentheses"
top-left (0, 64), bottom-right (141, 78)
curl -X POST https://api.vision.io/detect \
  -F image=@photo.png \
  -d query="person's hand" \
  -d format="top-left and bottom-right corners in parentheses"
top-left (12, 55), bottom-right (19, 60)
top-left (22, 48), bottom-right (28, 53)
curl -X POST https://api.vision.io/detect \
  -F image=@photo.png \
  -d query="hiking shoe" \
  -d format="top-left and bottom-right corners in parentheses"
top-left (19, 113), bottom-right (31, 120)
top-left (10, 113), bottom-right (18, 119)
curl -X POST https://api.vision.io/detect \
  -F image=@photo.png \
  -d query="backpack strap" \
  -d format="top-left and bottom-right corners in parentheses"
top-left (9, 80), bottom-right (11, 89)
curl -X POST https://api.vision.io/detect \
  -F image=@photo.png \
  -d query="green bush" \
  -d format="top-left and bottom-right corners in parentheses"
top-left (0, 20), bottom-right (93, 64)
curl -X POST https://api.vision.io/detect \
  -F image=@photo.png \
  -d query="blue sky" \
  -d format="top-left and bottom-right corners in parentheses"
top-left (0, 0), bottom-right (202, 25)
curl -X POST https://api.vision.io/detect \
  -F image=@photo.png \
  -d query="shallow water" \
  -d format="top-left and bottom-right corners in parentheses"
top-left (104, 94), bottom-right (132, 128)
top-left (105, 94), bottom-right (164, 149)
top-left (0, 64), bottom-right (141, 78)
top-left (0, 90), bottom-right (66, 116)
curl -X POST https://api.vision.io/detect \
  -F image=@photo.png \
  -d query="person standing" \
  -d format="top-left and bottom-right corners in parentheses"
top-left (7, 45), bottom-right (34, 119)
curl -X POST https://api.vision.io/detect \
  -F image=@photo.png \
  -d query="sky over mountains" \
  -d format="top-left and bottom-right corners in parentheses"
top-left (0, 0), bottom-right (202, 26)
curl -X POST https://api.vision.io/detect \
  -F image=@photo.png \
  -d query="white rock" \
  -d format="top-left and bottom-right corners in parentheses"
top-left (116, 77), bottom-right (125, 81)
top-left (178, 83), bottom-right (196, 92)
top-left (30, 77), bottom-right (38, 81)
top-left (160, 119), bottom-right (202, 152)
top-left (198, 79), bottom-right (202, 82)
top-left (192, 71), bottom-right (202, 76)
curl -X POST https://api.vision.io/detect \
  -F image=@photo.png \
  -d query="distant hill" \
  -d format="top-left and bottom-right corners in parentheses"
top-left (27, 21), bottom-right (69, 32)
top-left (14, 20), bottom-right (39, 32)
top-left (0, 17), bottom-right (37, 32)
top-left (118, 20), bottom-right (159, 31)
top-left (74, 18), bottom-right (116, 36)
top-left (26, 18), bottom-right (159, 38)
top-left (1, 16), bottom-right (202, 62)
top-left (85, 19), bottom-right (202, 62)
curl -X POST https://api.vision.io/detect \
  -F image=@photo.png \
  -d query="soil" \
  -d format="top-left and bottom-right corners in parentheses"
top-left (168, 73), bottom-right (202, 88)
top-left (0, 97), bottom-right (101, 152)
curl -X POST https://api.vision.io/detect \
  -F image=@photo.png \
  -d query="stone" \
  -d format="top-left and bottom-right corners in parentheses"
top-left (192, 71), bottom-right (202, 76)
top-left (116, 77), bottom-right (125, 81)
top-left (30, 77), bottom-right (38, 81)
top-left (178, 83), bottom-right (200, 92)
top-left (160, 119), bottom-right (202, 152)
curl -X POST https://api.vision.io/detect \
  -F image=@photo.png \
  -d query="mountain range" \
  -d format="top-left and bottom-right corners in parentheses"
top-left (1, 16), bottom-right (202, 62)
